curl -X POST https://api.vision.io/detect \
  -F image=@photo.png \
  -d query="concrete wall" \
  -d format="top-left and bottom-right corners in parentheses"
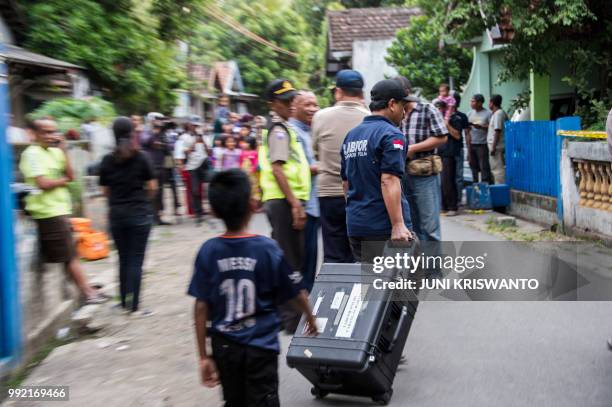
top-left (561, 140), bottom-right (612, 238)
top-left (352, 39), bottom-right (397, 105)
top-left (509, 189), bottom-right (559, 227)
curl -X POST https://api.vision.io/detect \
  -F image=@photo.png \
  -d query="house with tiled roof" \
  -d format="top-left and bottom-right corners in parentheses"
top-left (326, 7), bottom-right (421, 103)
top-left (0, 0), bottom-right (90, 127)
top-left (174, 59), bottom-right (257, 121)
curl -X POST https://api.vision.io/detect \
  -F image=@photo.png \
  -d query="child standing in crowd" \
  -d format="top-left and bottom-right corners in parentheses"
top-left (211, 137), bottom-right (225, 172)
top-left (238, 123), bottom-right (252, 140)
top-left (433, 83), bottom-right (456, 120)
top-left (240, 137), bottom-right (260, 200)
top-left (221, 136), bottom-right (242, 170)
top-left (188, 169), bottom-right (317, 406)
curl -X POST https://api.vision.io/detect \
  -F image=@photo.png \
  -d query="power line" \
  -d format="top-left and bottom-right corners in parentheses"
top-left (201, 4), bottom-right (299, 59)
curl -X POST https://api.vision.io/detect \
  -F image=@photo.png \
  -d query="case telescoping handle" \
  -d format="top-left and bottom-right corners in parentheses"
top-left (386, 306), bottom-right (408, 353)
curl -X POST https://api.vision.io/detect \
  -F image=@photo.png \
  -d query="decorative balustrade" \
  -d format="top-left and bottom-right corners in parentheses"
top-left (575, 160), bottom-right (612, 210)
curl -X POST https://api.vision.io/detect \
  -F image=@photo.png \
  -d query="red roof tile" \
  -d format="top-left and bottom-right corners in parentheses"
top-left (327, 7), bottom-right (422, 53)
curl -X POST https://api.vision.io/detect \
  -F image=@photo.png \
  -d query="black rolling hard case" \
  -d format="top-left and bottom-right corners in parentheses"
top-left (286, 261), bottom-right (419, 405)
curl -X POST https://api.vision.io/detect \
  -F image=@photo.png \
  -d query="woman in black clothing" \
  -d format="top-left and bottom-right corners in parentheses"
top-left (99, 117), bottom-right (157, 314)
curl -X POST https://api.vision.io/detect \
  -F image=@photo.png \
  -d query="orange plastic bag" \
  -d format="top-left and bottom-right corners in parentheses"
top-left (76, 231), bottom-right (110, 261)
top-left (70, 217), bottom-right (92, 233)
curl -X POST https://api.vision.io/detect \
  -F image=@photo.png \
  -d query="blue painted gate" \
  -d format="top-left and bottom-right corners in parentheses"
top-left (0, 43), bottom-right (21, 373)
top-left (505, 116), bottom-right (581, 221)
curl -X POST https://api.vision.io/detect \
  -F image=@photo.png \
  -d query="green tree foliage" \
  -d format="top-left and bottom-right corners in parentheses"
top-left (21, 0), bottom-right (183, 114)
top-left (31, 97), bottom-right (116, 133)
top-left (188, 2), bottom-right (311, 108)
top-left (386, 16), bottom-right (472, 99)
top-left (151, 0), bottom-right (205, 41)
top-left (404, 0), bottom-right (611, 127)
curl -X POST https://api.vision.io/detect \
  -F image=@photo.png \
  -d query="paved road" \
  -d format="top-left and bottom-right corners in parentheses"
top-left (279, 217), bottom-right (612, 407)
top-left (6, 214), bottom-right (612, 407)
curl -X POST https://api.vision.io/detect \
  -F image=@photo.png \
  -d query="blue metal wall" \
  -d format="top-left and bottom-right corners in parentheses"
top-left (0, 44), bottom-right (21, 371)
top-left (506, 120), bottom-right (560, 197)
top-left (505, 117), bottom-right (581, 197)
top-left (505, 116), bottom-right (581, 224)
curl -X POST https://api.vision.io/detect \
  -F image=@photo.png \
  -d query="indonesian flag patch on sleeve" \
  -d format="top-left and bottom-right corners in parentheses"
top-left (392, 139), bottom-right (404, 150)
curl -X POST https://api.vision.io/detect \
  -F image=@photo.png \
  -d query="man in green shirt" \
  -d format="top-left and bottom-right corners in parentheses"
top-left (20, 118), bottom-right (106, 304)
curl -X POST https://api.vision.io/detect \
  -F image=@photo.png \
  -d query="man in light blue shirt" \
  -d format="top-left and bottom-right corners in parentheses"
top-left (289, 90), bottom-right (320, 292)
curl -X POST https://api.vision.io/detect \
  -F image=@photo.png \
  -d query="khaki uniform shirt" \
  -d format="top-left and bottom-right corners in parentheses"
top-left (267, 118), bottom-right (291, 163)
top-left (312, 101), bottom-right (369, 197)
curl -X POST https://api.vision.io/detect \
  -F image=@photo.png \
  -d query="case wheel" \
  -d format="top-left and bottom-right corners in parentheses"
top-left (310, 387), bottom-right (328, 399)
top-left (372, 389), bottom-right (393, 405)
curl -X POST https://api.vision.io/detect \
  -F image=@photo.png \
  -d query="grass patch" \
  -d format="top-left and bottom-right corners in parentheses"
top-left (485, 216), bottom-right (565, 241)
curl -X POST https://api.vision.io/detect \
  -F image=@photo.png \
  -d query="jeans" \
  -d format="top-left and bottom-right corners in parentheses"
top-left (110, 214), bottom-right (152, 311)
top-left (403, 174), bottom-right (441, 242)
top-left (303, 215), bottom-right (320, 292)
top-left (318, 196), bottom-right (355, 263)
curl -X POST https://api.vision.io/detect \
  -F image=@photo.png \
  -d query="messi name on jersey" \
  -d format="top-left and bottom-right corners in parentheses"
top-left (217, 257), bottom-right (258, 272)
top-left (343, 139), bottom-right (368, 159)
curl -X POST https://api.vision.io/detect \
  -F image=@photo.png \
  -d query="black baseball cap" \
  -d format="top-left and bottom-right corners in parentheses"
top-left (265, 79), bottom-right (297, 101)
top-left (334, 69), bottom-right (364, 90)
top-left (371, 79), bottom-right (419, 104)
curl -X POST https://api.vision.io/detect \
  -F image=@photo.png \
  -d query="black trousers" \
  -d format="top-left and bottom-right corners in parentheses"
top-left (212, 335), bottom-right (279, 407)
top-left (188, 168), bottom-right (206, 219)
top-left (441, 156), bottom-right (458, 211)
top-left (264, 199), bottom-right (304, 333)
top-left (264, 199), bottom-right (304, 272)
top-left (109, 214), bottom-right (152, 311)
top-left (154, 168), bottom-right (180, 218)
top-left (469, 144), bottom-right (493, 184)
top-left (319, 196), bottom-right (355, 263)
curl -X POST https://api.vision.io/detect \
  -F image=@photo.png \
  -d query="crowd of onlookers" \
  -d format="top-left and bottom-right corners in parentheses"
top-left (432, 84), bottom-right (508, 217)
top-left (131, 98), bottom-right (267, 226)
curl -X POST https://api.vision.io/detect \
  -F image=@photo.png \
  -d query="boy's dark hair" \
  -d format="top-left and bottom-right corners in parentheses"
top-left (472, 94), bottom-right (485, 104)
top-left (209, 169), bottom-right (252, 231)
top-left (440, 83), bottom-right (450, 91)
top-left (491, 94), bottom-right (503, 108)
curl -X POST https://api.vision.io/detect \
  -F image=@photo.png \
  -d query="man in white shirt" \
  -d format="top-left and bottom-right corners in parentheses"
top-left (487, 94), bottom-right (508, 184)
top-left (175, 120), bottom-right (209, 224)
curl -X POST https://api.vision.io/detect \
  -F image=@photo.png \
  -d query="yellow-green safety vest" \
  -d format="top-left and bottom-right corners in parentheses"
top-left (258, 123), bottom-right (311, 202)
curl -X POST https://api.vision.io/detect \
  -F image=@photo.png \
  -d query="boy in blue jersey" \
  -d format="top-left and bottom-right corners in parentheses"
top-left (188, 169), bottom-right (318, 406)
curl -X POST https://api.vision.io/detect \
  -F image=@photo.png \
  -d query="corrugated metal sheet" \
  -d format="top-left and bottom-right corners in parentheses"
top-left (506, 120), bottom-right (560, 197)
top-left (0, 44), bottom-right (83, 70)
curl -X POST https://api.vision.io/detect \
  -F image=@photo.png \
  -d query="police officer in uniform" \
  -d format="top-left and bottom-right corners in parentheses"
top-left (259, 79), bottom-right (311, 333)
